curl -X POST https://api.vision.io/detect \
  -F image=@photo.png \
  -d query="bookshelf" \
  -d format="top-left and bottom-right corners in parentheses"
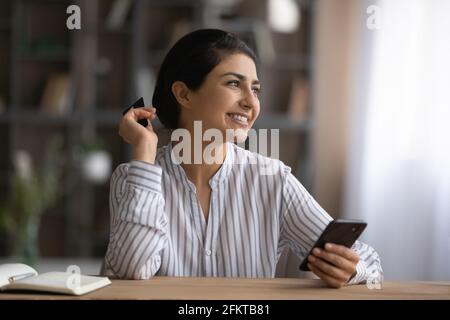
top-left (0, 0), bottom-right (316, 263)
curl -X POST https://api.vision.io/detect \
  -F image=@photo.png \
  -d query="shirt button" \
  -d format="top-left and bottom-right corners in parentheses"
top-left (205, 249), bottom-right (212, 256)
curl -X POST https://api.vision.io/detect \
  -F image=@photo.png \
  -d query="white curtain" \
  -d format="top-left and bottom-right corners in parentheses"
top-left (344, 0), bottom-right (450, 281)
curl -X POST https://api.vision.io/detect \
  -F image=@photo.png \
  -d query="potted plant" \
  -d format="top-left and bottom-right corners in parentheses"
top-left (0, 136), bottom-right (64, 266)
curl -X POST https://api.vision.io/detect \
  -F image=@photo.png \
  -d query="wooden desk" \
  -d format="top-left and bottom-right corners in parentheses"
top-left (0, 277), bottom-right (449, 300)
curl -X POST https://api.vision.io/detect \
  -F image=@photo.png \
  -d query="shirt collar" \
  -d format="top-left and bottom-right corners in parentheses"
top-left (164, 142), bottom-right (234, 191)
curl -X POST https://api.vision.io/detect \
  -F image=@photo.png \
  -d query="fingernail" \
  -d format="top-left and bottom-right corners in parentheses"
top-left (308, 255), bottom-right (315, 262)
top-left (325, 243), bottom-right (332, 250)
top-left (313, 248), bottom-right (321, 255)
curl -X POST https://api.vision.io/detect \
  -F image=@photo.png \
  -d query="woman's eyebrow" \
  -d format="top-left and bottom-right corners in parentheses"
top-left (220, 72), bottom-right (260, 85)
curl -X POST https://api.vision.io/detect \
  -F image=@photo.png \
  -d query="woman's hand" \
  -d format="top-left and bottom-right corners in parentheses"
top-left (307, 243), bottom-right (359, 288)
top-left (119, 107), bottom-right (158, 164)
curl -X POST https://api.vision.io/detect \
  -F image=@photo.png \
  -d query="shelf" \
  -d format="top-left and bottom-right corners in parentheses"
top-left (91, 110), bottom-right (121, 126)
top-left (0, 110), bottom-right (116, 126)
top-left (16, 54), bottom-right (70, 63)
top-left (147, 52), bottom-right (310, 72)
top-left (0, 110), bottom-right (72, 125)
top-left (0, 110), bottom-right (310, 132)
top-left (0, 109), bottom-right (163, 128)
top-left (91, 110), bottom-right (165, 129)
top-left (0, 0), bottom-right (315, 258)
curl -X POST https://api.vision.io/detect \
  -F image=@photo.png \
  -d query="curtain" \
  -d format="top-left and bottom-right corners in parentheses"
top-left (344, 0), bottom-right (450, 280)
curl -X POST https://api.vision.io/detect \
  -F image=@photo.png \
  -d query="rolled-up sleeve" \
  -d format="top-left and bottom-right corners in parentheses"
top-left (347, 240), bottom-right (383, 286)
top-left (280, 165), bottom-right (383, 285)
top-left (103, 160), bottom-right (168, 279)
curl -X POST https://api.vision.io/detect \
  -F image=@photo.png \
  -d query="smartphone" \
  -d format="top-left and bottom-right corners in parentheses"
top-left (299, 219), bottom-right (367, 271)
top-left (122, 97), bottom-right (148, 127)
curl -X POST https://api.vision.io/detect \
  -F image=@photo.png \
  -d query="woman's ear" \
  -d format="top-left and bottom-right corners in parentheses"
top-left (171, 81), bottom-right (192, 109)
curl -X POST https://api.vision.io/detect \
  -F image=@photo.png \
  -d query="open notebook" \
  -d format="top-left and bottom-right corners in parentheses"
top-left (0, 263), bottom-right (111, 296)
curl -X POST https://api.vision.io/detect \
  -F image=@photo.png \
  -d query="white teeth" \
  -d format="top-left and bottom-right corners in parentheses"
top-left (229, 113), bottom-right (248, 124)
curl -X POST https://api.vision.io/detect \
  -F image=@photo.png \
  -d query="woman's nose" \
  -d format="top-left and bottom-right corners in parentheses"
top-left (240, 88), bottom-right (259, 110)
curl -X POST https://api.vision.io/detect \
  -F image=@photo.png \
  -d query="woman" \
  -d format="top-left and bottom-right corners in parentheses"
top-left (102, 29), bottom-right (383, 288)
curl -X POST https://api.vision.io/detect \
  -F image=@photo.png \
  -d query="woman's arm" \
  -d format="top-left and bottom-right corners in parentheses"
top-left (103, 106), bottom-right (168, 279)
top-left (103, 161), bottom-right (168, 279)
top-left (280, 167), bottom-right (383, 287)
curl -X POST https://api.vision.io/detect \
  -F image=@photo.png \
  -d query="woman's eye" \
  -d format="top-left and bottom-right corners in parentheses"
top-left (227, 80), bottom-right (260, 96)
top-left (227, 80), bottom-right (240, 87)
top-left (252, 87), bottom-right (261, 95)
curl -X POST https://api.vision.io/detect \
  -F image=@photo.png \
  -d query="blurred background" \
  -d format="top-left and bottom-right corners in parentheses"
top-left (0, 0), bottom-right (448, 281)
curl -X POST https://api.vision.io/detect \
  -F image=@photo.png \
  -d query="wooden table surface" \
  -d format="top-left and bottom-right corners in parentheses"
top-left (1, 277), bottom-right (449, 300)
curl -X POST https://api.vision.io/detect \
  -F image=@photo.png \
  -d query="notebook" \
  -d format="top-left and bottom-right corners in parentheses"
top-left (0, 263), bottom-right (111, 296)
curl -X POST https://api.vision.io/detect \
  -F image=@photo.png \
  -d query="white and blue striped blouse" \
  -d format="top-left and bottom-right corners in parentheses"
top-left (102, 142), bottom-right (383, 285)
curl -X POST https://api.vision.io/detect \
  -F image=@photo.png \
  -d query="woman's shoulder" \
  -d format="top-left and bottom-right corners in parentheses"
top-left (155, 144), bottom-right (170, 162)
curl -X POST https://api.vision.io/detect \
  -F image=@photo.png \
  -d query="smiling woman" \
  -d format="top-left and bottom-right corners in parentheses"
top-left (170, 52), bottom-right (260, 144)
top-left (153, 29), bottom-right (259, 131)
top-left (102, 29), bottom-right (383, 289)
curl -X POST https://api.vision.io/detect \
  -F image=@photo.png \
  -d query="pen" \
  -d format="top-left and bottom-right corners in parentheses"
top-left (8, 272), bottom-right (36, 283)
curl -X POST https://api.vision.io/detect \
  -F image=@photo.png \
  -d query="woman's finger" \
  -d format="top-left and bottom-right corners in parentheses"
top-left (308, 263), bottom-right (343, 289)
top-left (129, 108), bottom-right (153, 120)
top-left (325, 243), bottom-right (360, 263)
top-left (312, 248), bottom-right (355, 274)
top-left (143, 106), bottom-right (156, 112)
top-left (308, 255), bottom-right (350, 283)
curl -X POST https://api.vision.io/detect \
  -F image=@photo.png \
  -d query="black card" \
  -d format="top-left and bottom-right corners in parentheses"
top-left (122, 97), bottom-right (148, 127)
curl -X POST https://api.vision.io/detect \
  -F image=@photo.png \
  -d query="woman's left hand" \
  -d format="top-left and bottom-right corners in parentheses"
top-left (307, 243), bottom-right (360, 288)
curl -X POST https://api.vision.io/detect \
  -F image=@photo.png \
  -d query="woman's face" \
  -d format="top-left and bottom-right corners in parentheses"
top-left (180, 53), bottom-right (261, 143)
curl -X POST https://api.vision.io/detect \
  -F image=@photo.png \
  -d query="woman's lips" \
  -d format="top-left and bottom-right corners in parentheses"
top-left (227, 113), bottom-right (249, 127)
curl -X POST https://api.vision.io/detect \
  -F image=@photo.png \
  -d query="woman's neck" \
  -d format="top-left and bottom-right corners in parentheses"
top-left (175, 140), bottom-right (227, 188)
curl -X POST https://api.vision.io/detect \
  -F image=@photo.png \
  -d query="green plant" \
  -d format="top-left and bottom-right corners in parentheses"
top-left (78, 137), bottom-right (106, 153)
top-left (0, 136), bottom-right (64, 265)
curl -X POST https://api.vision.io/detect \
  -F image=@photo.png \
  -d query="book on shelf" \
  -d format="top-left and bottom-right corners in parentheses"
top-left (40, 73), bottom-right (73, 116)
top-left (287, 75), bottom-right (309, 122)
top-left (0, 263), bottom-right (111, 296)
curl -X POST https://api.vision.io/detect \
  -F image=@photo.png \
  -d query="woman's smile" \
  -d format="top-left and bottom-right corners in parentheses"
top-left (226, 112), bottom-right (250, 128)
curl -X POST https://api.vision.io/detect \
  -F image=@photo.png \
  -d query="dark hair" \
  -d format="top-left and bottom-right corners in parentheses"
top-left (152, 29), bottom-right (257, 129)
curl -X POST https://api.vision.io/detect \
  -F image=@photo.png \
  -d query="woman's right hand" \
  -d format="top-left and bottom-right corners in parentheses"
top-left (119, 107), bottom-right (158, 164)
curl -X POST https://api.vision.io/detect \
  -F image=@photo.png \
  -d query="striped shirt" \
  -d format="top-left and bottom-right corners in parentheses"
top-left (102, 142), bottom-right (383, 284)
